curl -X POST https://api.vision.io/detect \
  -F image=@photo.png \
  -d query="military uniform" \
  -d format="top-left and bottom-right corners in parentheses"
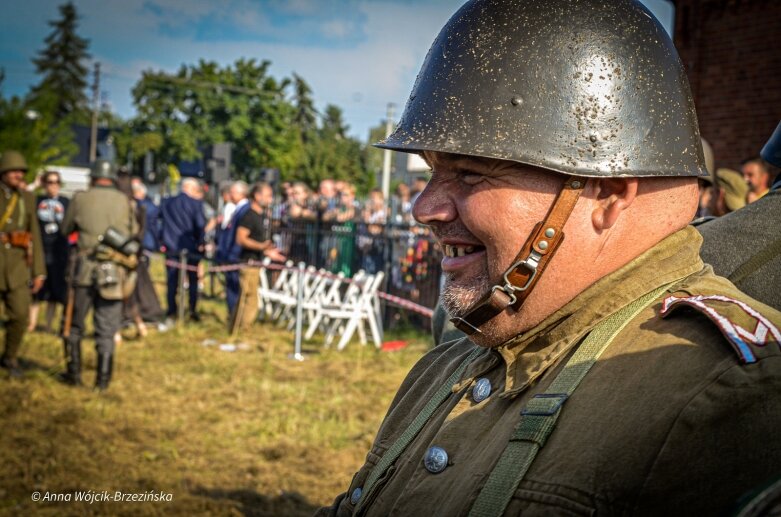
top-left (319, 0), bottom-right (781, 514)
top-left (321, 228), bottom-right (781, 515)
top-left (0, 152), bottom-right (45, 375)
top-left (60, 162), bottom-right (138, 389)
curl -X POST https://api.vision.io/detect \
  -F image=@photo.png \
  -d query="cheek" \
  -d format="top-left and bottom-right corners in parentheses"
top-left (460, 187), bottom-right (553, 262)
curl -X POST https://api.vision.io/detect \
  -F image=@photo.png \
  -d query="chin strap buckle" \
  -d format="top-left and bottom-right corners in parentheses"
top-left (492, 251), bottom-right (542, 306)
top-left (449, 177), bottom-right (586, 336)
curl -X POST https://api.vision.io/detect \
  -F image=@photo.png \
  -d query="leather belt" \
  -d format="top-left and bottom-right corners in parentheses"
top-left (451, 177), bottom-right (587, 335)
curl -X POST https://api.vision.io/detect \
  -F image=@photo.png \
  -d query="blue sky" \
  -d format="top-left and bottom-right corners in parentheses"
top-left (0, 0), bottom-right (674, 141)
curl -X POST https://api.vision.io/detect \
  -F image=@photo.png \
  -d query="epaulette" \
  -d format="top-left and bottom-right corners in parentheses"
top-left (661, 293), bottom-right (781, 364)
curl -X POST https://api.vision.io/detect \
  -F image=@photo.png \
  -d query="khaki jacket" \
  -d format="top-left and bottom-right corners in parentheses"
top-left (61, 185), bottom-right (138, 299)
top-left (321, 227), bottom-right (781, 516)
top-left (0, 185), bottom-right (45, 291)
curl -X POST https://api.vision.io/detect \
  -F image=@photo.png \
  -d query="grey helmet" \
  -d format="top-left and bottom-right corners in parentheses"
top-left (90, 159), bottom-right (117, 180)
top-left (377, 0), bottom-right (707, 179)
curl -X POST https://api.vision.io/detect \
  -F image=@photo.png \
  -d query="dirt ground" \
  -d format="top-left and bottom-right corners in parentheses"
top-left (0, 269), bottom-right (430, 516)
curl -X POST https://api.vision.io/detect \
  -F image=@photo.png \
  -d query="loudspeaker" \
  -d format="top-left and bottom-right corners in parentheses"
top-left (205, 143), bottom-right (231, 184)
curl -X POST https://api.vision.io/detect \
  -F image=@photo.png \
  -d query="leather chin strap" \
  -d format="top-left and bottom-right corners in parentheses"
top-left (451, 177), bottom-right (587, 335)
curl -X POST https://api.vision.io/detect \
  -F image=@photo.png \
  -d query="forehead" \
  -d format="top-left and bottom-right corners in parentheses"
top-left (743, 162), bottom-right (766, 174)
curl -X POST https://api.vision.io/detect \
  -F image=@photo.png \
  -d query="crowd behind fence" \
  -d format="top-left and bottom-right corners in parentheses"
top-left (254, 205), bottom-right (442, 329)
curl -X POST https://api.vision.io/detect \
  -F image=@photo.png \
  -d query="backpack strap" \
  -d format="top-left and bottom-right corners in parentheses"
top-left (468, 282), bottom-right (673, 517)
top-left (353, 345), bottom-right (483, 514)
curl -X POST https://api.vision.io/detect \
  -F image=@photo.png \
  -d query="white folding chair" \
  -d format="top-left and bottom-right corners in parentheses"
top-left (323, 271), bottom-right (385, 350)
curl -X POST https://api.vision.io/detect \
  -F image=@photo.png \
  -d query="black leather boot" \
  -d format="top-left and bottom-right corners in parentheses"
top-left (58, 340), bottom-right (82, 386)
top-left (95, 353), bottom-right (113, 391)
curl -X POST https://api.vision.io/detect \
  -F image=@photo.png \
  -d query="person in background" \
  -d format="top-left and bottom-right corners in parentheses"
top-left (216, 180), bottom-right (250, 318)
top-left (231, 182), bottom-right (285, 335)
top-left (710, 168), bottom-right (748, 217)
top-left (742, 156), bottom-right (773, 204)
top-left (29, 170), bottom-right (68, 333)
top-left (360, 188), bottom-right (387, 274)
top-left (391, 182), bottom-right (414, 225)
top-left (60, 160), bottom-right (137, 390)
top-left (286, 181), bottom-right (317, 263)
top-left (324, 183), bottom-right (358, 276)
top-left (698, 121), bottom-right (781, 312)
top-left (0, 151), bottom-right (45, 378)
top-left (219, 182), bottom-right (235, 230)
top-left (410, 176), bottom-right (429, 206)
top-left (158, 178), bottom-right (206, 325)
top-left (129, 177), bottom-right (164, 331)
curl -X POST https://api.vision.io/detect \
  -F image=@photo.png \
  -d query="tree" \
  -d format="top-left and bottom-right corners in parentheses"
top-left (291, 73), bottom-right (317, 141)
top-left (132, 59), bottom-right (305, 179)
top-left (0, 86), bottom-right (78, 176)
top-left (29, 2), bottom-right (91, 120)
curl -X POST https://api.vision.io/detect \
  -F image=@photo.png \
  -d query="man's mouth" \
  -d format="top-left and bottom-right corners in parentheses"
top-left (441, 243), bottom-right (486, 272)
top-left (443, 244), bottom-right (483, 258)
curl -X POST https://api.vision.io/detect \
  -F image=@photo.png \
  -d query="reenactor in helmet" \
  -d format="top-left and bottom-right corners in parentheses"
top-left (0, 151), bottom-right (46, 377)
top-left (699, 121), bottom-right (781, 312)
top-left (319, 1), bottom-right (781, 515)
top-left (60, 159), bottom-right (139, 390)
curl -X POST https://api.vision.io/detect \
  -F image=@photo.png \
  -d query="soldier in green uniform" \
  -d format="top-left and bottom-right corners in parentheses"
top-left (60, 160), bottom-right (138, 390)
top-left (319, 1), bottom-right (781, 515)
top-left (0, 151), bottom-right (46, 378)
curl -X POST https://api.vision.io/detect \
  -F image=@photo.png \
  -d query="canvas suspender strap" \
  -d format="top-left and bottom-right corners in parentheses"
top-left (728, 237), bottom-right (781, 285)
top-left (452, 178), bottom-right (586, 336)
top-left (468, 282), bottom-right (674, 517)
top-left (353, 346), bottom-right (483, 515)
top-left (0, 193), bottom-right (19, 229)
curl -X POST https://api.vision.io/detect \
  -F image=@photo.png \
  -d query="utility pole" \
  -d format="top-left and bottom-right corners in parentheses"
top-left (89, 62), bottom-right (101, 163)
top-left (381, 103), bottom-right (396, 202)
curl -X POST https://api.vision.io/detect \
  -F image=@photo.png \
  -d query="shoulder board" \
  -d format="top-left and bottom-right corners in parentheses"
top-left (661, 294), bottom-right (781, 364)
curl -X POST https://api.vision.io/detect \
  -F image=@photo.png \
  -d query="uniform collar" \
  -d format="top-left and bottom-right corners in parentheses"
top-left (0, 182), bottom-right (16, 197)
top-left (461, 226), bottom-right (706, 398)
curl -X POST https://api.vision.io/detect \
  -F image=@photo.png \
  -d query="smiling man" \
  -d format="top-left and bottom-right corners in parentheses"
top-left (318, 0), bottom-right (781, 515)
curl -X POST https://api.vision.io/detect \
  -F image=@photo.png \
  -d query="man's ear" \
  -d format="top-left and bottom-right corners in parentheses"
top-left (591, 177), bottom-right (639, 230)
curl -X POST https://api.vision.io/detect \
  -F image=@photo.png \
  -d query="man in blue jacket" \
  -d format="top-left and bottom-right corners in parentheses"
top-left (157, 178), bottom-right (206, 322)
top-left (216, 180), bottom-right (250, 318)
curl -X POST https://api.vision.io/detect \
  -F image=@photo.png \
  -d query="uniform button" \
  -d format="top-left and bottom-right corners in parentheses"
top-left (350, 487), bottom-right (362, 504)
top-left (423, 446), bottom-right (449, 473)
top-left (472, 378), bottom-right (492, 403)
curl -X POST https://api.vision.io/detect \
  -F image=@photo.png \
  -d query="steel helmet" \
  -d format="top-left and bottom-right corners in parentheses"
top-left (90, 159), bottom-right (117, 180)
top-left (377, 0), bottom-right (707, 179)
top-left (0, 151), bottom-right (28, 175)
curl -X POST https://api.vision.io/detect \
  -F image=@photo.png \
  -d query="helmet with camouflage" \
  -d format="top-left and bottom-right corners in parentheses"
top-left (90, 159), bottom-right (117, 180)
top-left (0, 150), bottom-right (29, 175)
top-left (377, 0), bottom-right (707, 179)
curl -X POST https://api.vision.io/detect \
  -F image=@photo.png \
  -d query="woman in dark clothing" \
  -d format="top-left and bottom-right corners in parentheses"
top-left (28, 171), bottom-right (69, 332)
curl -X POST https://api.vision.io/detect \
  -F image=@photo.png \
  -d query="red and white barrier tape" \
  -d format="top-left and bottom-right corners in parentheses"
top-left (154, 253), bottom-right (435, 318)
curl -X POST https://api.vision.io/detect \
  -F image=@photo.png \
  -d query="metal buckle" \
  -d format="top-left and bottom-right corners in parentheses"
top-left (490, 251), bottom-right (542, 306)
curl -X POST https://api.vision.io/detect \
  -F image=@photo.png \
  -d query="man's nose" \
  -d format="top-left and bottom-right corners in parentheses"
top-left (412, 179), bottom-right (457, 225)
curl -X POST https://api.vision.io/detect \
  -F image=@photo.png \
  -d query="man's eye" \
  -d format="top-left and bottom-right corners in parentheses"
top-left (460, 171), bottom-right (483, 185)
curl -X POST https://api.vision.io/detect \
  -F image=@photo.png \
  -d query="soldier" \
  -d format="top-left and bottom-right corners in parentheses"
top-left (0, 151), bottom-right (46, 377)
top-left (60, 160), bottom-right (138, 390)
top-left (698, 121), bottom-right (781, 311)
top-left (319, 1), bottom-right (781, 515)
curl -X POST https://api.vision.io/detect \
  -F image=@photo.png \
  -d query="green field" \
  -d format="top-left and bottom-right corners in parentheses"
top-left (0, 264), bottom-right (430, 516)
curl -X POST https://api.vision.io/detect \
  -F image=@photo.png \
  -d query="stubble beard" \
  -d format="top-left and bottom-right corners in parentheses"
top-left (441, 270), bottom-right (492, 319)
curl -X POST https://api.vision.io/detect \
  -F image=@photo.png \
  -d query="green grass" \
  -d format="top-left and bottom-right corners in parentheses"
top-left (0, 259), bottom-right (431, 516)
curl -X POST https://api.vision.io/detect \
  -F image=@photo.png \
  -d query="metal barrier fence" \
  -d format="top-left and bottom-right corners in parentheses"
top-left (268, 216), bottom-right (442, 329)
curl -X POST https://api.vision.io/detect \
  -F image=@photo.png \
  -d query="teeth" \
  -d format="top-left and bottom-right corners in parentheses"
top-left (445, 245), bottom-right (477, 257)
